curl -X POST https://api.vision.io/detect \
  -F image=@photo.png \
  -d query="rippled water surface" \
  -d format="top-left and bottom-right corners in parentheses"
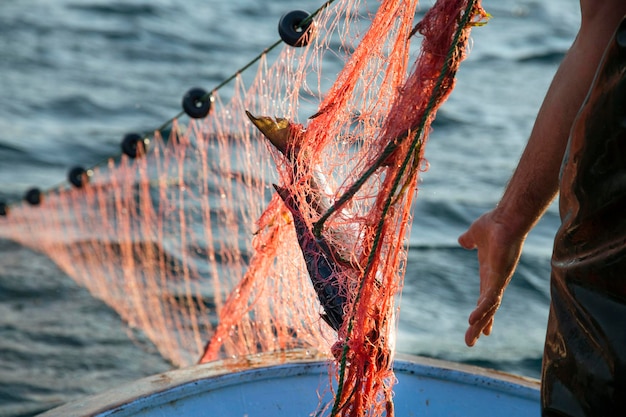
top-left (0, 0), bottom-right (580, 415)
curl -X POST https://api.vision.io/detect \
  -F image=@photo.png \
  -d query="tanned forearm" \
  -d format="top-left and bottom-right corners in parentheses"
top-left (496, 3), bottom-right (626, 236)
top-left (459, 2), bottom-right (626, 347)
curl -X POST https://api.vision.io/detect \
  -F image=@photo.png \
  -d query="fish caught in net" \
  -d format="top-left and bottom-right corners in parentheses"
top-left (0, 0), bottom-right (487, 415)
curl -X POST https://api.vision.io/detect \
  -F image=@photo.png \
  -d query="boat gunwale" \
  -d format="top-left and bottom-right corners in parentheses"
top-left (38, 350), bottom-right (540, 417)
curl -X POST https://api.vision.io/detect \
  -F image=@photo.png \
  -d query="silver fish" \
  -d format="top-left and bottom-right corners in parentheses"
top-left (273, 184), bottom-right (347, 330)
top-left (246, 111), bottom-right (352, 331)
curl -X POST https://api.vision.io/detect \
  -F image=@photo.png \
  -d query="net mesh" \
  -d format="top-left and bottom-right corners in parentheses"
top-left (0, 0), bottom-right (487, 415)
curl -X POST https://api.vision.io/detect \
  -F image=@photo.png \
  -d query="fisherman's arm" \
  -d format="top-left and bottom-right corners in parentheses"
top-left (459, 0), bottom-right (626, 347)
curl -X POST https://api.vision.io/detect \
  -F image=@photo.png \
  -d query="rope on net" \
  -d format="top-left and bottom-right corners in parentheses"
top-left (0, 0), bottom-right (489, 415)
top-left (0, 0), bottom-right (338, 214)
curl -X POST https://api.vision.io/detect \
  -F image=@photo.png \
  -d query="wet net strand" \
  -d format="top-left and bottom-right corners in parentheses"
top-left (0, 0), bottom-right (487, 415)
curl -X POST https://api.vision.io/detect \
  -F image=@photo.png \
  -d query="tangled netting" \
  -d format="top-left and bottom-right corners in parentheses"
top-left (0, 0), bottom-right (487, 415)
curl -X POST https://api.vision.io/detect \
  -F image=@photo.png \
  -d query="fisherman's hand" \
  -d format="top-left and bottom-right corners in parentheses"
top-left (458, 210), bottom-right (525, 347)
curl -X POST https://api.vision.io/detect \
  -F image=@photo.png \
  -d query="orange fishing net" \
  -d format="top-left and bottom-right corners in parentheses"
top-left (0, 0), bottom-right (486, 415)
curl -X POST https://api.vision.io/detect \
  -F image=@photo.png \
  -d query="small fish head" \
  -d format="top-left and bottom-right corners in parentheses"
top-left (245, 111), bottom-right (302, 155)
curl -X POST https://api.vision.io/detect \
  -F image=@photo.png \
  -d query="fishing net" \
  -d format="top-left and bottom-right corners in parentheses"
top-left (0, 0), bottom-right (487, 415)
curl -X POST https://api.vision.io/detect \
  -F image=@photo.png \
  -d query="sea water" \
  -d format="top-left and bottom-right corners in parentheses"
top-left (0, 0), bottom-right (580, 415)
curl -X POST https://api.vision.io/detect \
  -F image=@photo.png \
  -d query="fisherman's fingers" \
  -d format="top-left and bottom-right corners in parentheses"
top-left (458, 222), bottom-right (479, 250)
top-left (482, 317), bottom-right (494, 336)
top-left (469, 289), bottom-right (502, 324)
top-left (465, 294), bottom-right (501, 346)
top-left (460, 210), bottom-right (525, 346)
